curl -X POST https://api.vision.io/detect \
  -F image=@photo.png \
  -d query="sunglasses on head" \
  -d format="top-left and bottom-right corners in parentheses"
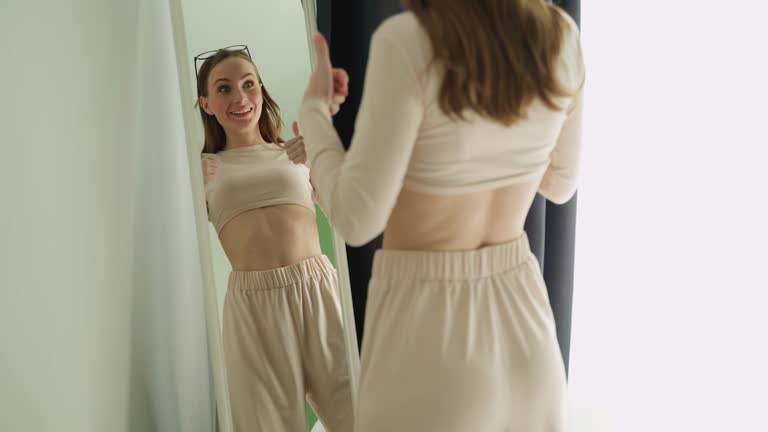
top-left (193, 44), bottom-right (252, 80)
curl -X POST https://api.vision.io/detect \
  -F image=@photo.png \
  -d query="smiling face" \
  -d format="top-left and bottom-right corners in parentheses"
top-left (199, 56), bottom-right (264, 134)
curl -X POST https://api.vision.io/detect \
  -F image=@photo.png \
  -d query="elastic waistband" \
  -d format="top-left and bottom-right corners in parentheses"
top-left (228, 255), bottom-right (334, 290)
top-left (372, 234), bottom-right (533, 281)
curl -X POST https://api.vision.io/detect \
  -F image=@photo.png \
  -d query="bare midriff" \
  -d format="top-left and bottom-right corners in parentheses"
top-left (217, 204), bottom-right (322, 271)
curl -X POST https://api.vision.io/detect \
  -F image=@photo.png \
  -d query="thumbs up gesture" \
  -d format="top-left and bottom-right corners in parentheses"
top-left (304, 32), bottom-right (349, 116)
top-left (284, 121), bottom-right (306, 165)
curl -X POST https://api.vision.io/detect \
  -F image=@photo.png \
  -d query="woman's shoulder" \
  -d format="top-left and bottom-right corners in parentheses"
top-left (550, 6), bottom-right (585, 85)
top-left (373, 11), bottom-right (422, 41)
top-left (371, 11), bottom-right (432, 67)
top-left (550, 5), bottom-right (580, 34)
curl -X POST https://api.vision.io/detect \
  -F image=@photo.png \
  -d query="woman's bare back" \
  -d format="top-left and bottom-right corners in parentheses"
top-left (383, 181), bottom-right (540, 251)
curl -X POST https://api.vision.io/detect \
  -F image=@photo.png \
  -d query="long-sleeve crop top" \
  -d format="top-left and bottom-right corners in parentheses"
top-left (204, 143), bottom-right (315, 234)
top-left (298, 9), bottom-right (585, 246)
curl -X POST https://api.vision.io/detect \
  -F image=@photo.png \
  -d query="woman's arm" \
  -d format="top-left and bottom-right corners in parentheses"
top-left (538, 82), bottom-right (583, 205)
top-left (299, 29), bottom-right (424, 246)
top-left (538, 12), bottom-right (585, 205)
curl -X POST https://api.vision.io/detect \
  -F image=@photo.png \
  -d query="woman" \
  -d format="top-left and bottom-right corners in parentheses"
top-left (291, 0), bottom-right (585, 430)
top-left (196, 47), bottom-right (353, 432)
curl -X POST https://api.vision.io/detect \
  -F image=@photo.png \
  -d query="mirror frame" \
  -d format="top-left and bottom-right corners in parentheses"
top-left (167, 0), bottom-right (360, 430)
top-left (300, 0), bottom-right (361, 414)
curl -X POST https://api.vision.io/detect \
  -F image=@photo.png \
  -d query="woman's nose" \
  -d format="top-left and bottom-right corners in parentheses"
top-left (230, 88), bottom-right (247, 103)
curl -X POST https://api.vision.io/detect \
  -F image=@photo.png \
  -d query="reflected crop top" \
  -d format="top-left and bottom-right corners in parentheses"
top-left (204, 143), bottom-right (315, 233)
top-left (298, 8), bottom-right (585, 246)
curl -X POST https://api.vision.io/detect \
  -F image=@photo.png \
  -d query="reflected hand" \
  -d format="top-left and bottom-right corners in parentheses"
top-left (330, 68), bottom-right (349, 115)
top-left (305, 32), bottom-right (349, 116)
top-left (200, 153), bottom-right (220, 185)
top-left (285, 122), bottom-right (307, 165)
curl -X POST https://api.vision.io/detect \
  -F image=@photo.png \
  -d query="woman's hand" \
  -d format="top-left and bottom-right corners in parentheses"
top-left (284, 121), bottom-right (307, 165)
top-left (304, 32), bottom-right (349, 116)
top-left (200, 153), bottom-right (220, 185)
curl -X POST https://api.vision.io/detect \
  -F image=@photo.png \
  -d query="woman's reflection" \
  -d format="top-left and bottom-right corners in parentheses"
top-left (195, 46), bottom-right (353, 432)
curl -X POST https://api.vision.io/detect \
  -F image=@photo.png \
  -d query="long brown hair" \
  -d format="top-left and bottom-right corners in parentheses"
top-left (402, 0), bottom-right (576, 125)
top-left (196, 50), bottom-right (284, 154)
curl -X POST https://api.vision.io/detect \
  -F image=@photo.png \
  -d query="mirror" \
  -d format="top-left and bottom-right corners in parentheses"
top-left (168, 1), bottom-right (359, 431)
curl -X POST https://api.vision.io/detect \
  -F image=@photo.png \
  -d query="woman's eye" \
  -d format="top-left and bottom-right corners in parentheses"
top-left (217, 85), bottom-right (231, 93)
top-left (243, 81), bottom-right (255, 89)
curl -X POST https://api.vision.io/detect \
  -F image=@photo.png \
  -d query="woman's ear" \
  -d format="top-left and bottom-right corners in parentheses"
top-left (199, 96), bottom-right (213, 115)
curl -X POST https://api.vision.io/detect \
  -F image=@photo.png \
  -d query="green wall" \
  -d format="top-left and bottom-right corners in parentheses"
top-left (316, 205), bottom-right (336, 268)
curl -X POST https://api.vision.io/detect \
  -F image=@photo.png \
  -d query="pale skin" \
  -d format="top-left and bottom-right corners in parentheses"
top-left (199, 57), bottom-right (347, 271)
top-left (290, 33), bottom-right (541, 251)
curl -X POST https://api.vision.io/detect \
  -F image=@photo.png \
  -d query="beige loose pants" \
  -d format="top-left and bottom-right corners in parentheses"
top-left (222, 255), bottom-right (353, 432)
top-left (356, 234), bottom-right (567, 432)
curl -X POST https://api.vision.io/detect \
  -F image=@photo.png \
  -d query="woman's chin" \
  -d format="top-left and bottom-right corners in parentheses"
top-left (224, 116), bottom-right (258, 132)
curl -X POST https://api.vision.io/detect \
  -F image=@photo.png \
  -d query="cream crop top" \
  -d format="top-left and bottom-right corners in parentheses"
top-left (204, 143), bottom-right (315, 233)
top-left (298, 9), bottom-right (585, 246)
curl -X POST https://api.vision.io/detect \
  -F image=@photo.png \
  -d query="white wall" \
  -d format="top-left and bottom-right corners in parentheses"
top-left (1, 1), bottom-right (212, 431)
top-left (179, 0), bottom-right (312, 320)
top-left (568, 1), bottom-right (768, 431)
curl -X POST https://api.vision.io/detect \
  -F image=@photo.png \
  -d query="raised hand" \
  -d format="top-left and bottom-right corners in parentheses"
top-left (305, 32), bottom-right (350, 116)
top-left (200, 153), bottom-right (221, 185)
top-left (284, 121), bottom-right (307, 165)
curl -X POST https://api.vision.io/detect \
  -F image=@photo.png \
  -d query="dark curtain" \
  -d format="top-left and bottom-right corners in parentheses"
top-left (316, 0), bottom-right (402, 348)
top-left (314, 0), bottom-right (581, 376)
top-left (533, 0), bottom-right (581, 377)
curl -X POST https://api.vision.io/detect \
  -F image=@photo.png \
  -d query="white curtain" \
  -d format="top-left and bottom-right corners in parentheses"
top-left (1, 1), bottom-right (213, 431)
top-left (567, 1), bottom-right (768, 431)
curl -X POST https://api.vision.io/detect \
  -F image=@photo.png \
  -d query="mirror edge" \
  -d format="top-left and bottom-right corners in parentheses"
top-left (166, 1), bottom-right (235, 431)
top-left (301, 0), bottom-right (362, 411)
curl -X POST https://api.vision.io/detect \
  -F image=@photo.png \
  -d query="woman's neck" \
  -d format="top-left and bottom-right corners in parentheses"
top-left (224, 128), bottom-right (268, 150)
